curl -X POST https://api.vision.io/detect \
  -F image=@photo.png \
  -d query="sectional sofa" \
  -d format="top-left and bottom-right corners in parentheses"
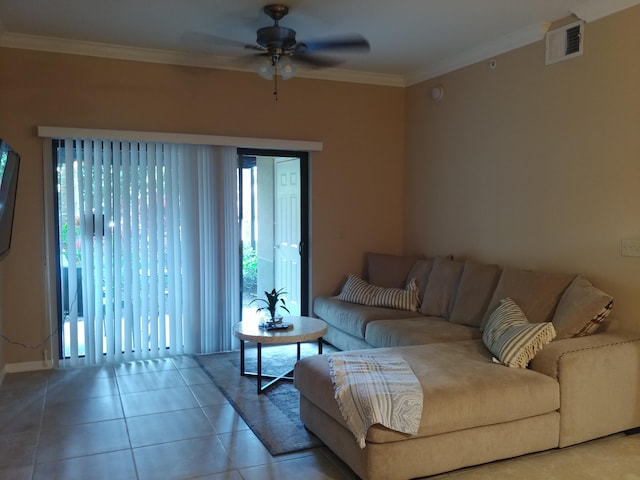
top-left (294, 253), bottom-right (640, 480)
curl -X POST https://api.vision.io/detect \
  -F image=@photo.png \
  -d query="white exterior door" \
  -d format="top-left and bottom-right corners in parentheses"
top-left (274, 158), bottom-right (301, 316)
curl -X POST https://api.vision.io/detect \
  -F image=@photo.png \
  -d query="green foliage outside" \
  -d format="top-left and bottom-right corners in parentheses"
top-left (60, 220), bottom-right (82, 266)
top-left (243, 244), bottom-right (257, 293)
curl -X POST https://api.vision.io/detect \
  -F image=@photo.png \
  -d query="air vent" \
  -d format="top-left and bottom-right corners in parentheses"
top-left (545, 20), bottom-right (584, 65)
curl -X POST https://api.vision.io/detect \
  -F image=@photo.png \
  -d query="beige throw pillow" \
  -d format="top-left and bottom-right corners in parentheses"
top-left (552, 275), bottom-right (613, 340)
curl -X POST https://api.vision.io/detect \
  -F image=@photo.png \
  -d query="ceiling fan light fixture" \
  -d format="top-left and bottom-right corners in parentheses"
top-left (256, 57), bottom-right (275, 80)
top-left (279, 57), bottom-right (296, 80)
top-left (256, 54), bottom-right (296, 81)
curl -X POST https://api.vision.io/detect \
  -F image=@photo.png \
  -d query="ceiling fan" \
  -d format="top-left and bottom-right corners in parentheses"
top-left (197, 4), bottom-right (370, 99)
top-left (249, 4), bottom-right (369, 67)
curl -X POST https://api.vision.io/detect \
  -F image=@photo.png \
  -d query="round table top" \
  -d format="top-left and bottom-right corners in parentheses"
top-left (233, 316), bottom-right (328, 345)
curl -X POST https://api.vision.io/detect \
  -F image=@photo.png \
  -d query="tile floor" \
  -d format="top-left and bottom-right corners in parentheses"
top-left (0, 352), bottom-right (639, 480)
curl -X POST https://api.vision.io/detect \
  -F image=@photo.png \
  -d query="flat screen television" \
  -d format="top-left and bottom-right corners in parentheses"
top-left (0, 139), bottom-right (20, 260)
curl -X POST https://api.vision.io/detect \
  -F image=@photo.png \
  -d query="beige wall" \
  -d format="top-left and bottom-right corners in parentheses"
top-left (2, 6), bottom-right (638, 366)
top-left (0, 48), bottom-right (405, 364)
top-left (405, 7), bottom-right (640, 332)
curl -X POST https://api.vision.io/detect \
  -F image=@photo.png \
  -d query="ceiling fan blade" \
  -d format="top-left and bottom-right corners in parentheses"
top-left (291, 52), bottom-right (343, 68)
top-left (244, 45), bottom-right (266, 52)
top-left (296, 34), bottom-right (370, 53)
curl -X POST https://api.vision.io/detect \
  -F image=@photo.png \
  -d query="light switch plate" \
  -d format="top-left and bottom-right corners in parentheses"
top-left (621, 239), bottom-right (640, 257)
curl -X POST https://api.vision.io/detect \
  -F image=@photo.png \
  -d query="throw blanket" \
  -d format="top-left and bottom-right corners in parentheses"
top-left (327, 354), bottom-right (423, 449)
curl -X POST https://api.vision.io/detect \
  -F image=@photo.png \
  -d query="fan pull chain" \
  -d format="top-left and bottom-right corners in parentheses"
top-left (273, 62), bottom-right (279, 101)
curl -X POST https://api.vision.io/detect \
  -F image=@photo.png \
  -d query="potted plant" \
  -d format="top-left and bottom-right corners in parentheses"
top-left (251, 288), bottom-right (290, 325)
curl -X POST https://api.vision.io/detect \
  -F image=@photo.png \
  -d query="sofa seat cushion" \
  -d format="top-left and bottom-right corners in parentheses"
top-left (314, 296), bottom-right (422, 339)
top-left (365, 317), bottom-right (481, 348)
top-left (294, 340), bottom-right (559, 444)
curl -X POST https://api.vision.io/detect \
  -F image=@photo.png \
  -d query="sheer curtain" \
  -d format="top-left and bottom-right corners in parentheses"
top-left (57, 138), bottom-right (239, 366)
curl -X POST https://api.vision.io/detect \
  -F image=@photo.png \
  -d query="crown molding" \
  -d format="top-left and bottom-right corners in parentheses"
top-left (0, 32), bottom-right (233, 68)
top-left (571, 0), bottom-right (640, 22)
top-left (404, 21), bottom-right (551, 86)
top-left (295, 67), bottom-right (404, 87)
top-left (2, 0), bottom-right (637, 90)
top-left (0, 32), bottom-right (405, 88)
top-left (403, 0), bottom-right (640, 86)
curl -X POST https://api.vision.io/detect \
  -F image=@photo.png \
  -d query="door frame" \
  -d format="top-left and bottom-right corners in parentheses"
top-left (238, 148), bottom-right (310, 317)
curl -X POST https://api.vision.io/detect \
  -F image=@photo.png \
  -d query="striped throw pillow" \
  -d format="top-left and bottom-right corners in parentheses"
top-left (337, 274), bottom-right (376, 305)
top-left (370, 278), bottom-right (420, 311)
top-left (482, 297), bottom-right (556, 368)
top-left (336, 275), bottom-right (420, 311)
top-left (575, 299), bottom-right (612, 336)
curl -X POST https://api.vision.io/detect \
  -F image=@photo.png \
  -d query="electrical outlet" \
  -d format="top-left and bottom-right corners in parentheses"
top-left (621, 239), bottom-right (640, 257)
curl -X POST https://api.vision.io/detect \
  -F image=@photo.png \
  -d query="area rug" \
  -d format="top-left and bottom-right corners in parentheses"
top-left (194, 342), bottom-right (338, 455)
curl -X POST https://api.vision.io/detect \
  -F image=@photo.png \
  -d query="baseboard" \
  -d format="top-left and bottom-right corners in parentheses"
top-left (4, 360), bottom-right (53, 374)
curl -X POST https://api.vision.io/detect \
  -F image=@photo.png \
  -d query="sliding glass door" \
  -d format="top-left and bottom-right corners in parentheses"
top-left (50, 139), bottom-right (309, 364)
top-left (239, 149), bottom-right (309, 321)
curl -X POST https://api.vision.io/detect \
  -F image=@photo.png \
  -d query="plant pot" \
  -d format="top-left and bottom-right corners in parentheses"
top-left (262, 314), bottom-right (283, 329)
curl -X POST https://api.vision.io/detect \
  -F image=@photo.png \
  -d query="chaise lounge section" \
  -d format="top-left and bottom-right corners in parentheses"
top-left (294, 253), bottom-right (640, 480)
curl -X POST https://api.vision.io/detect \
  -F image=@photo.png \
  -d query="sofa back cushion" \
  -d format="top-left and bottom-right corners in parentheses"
top-left (552, 275), bottom-right (613, 339)
top-left (449, 261), bottom-right (502, 327)
top-left (420, 257), bottom-right (464, 318)
top-left (406, 258), bottom-right (434, 305)
top-left (366, 252), bottom-right (421, 288)
top-left (481, 267), bottom-right (574, 329)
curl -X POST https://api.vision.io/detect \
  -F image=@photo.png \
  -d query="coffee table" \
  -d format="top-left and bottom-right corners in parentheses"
top-left (233, 315), bottom-right (328, 394)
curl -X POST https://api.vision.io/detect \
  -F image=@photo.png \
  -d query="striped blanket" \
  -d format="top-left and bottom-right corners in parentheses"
top-left (327, 354), bottom-right (424, 448)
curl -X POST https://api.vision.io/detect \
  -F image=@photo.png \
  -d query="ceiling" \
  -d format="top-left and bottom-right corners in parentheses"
top-left (0, 0), bottom-right (638, 87)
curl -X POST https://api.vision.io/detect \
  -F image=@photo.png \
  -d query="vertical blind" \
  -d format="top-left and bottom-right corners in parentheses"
top-left (57, 139), bottom-right (239, 366)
